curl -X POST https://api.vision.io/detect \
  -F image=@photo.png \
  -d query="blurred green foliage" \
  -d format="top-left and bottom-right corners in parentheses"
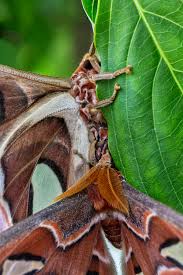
top-left (0, 0), bottom-right (91, 77)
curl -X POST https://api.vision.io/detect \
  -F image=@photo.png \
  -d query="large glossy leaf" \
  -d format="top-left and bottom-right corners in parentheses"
top-left (83, 0), bottom-right (183, 213)
top-left (82, 0), bottom-right (98, 23)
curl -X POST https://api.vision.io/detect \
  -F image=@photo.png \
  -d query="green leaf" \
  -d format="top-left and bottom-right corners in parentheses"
top-left (82, 0), bottom-right (98, 23)
top-left (94, 0), bottom-right (183, 213)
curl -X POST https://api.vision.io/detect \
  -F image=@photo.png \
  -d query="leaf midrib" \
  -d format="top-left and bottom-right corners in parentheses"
top-left (132, 0), bottom-right (183, 95)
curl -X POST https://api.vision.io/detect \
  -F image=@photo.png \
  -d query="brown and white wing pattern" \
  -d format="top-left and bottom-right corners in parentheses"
top-left (0, 172), bottom-right (183, 274)
top-left (0, 55), bottom-right (183, 275)
top-left (0, 69), bottom-right (90, 227)
top-left (0, 66), bottom-right (71, 124)
top-left (0, 192), bottom-right (114, 275)
top-left (119, 183), bottom-right (183, 275)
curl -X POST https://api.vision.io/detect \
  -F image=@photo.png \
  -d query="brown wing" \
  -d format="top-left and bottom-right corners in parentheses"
top-left (88, 230), bottom-right (115, 275)
top-left (0, 67), bottom-right (71, 125)
top-left (0, 69), bottom-right (90, 226)
top-left (0, 192), bottom-right (115, 274)
top-left (1, 66), bottom-right (183, 275)
top-left (2, 117), bottom-right (71, 222)
top-left (120, 182), bottom-right (183, 274)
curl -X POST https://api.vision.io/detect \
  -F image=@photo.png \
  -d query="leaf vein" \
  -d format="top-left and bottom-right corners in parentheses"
top-left (132, 0), bottom-right (183, 95)
top-left (152, 58), bottom-right (183, 209)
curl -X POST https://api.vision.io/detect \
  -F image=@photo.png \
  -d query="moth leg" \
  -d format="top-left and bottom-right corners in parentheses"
top-left (92, 65), bottom-right (132, 81)
top-left (90, 83), bottom-right (120, 109)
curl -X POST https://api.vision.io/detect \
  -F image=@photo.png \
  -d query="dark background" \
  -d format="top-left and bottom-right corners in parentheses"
top-left (0, 0), bottom-right (91, 77)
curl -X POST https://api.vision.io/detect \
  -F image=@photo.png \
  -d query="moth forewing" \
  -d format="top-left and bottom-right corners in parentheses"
top-left (0, 93), bottom-right (78, 157)
top-left (0, 64), bottom-right (92, 224)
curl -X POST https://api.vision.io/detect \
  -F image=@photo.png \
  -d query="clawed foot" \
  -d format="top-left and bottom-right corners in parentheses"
top-left (113, 65), bottom-right (132, 77)
top-left (91, 82), bottom-right (121, 109)
top-left (92, 65), bottom-right (132, 81)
